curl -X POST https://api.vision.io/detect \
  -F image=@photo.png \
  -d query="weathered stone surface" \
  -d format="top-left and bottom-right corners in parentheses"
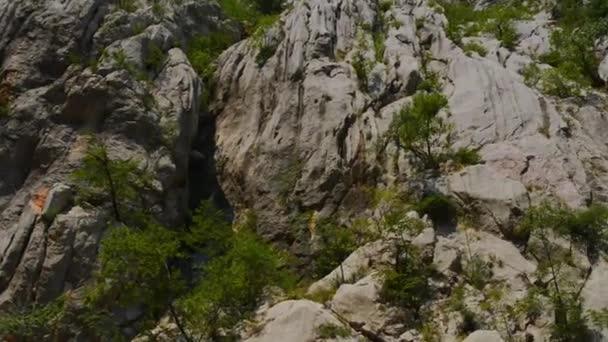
top-left (307, 240), bottom-right (393, 295)
top-left (41, 183), bottom-right (73, 221)
top-left (0, 0), bottom-right (234, 314)
top-left (463, 330), bottom-right (504, 342)
top-left (448, 165), bottom-right (529, 233)
top-left (243, 300), bottom-right (358, 342)
top-left (582, 259), bottom-right (608, 339)
top-left (330, 274), bottom-right (404, 339)
top-left (434, 229), bottom-right (535, 290)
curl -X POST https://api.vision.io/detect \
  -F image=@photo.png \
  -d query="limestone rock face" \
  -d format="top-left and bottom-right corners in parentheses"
top-left (242, 300), bottom-right (358, 342)
top-left (463, 330), bottom-right (504, 342)
top-left (0, 0), bottom-right (234, 313)
top-left (213, 0), bottom-right (608, 246)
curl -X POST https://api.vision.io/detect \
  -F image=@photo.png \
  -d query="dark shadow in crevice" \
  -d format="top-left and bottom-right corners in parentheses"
top-left (187, 112), bottom-right (232, 220)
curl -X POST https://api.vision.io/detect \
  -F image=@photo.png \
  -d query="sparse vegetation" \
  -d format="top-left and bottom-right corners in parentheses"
top-left (380, 214), bottom-right (434, 317)
top-left (72, 137), bottom-right (153, 223)
top-left (144, 41), bottom-right (165, 73)
top-left (187, 32), bottom-right (237, 111)
top-left (116, 0), bottom-right (137, 13)
top-left (415, 193), bottom-right (458, 225)
top-left (462, 41), bottom-right (488, 57)
top-left (516, 201), bottom-right (608, 341)
top-left (352, 51), bottom-right (372, 91)
top-left (441, 0), bottom-right (533, 49)
top-left (316, 322), bottom-right (352, 339)
top-left (312, 220), bottom-right (358, 281)
top-left (447, 147), bottom-right (482, 168)
top-left (463, 254), bottom-right (493, 290)
top-left (0, 89), bottom-right (9, 118)
top-left (179, 214), bottom-right (293, 340)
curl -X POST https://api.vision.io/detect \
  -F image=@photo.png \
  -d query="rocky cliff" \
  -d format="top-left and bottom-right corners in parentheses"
top-left (2, 0), bottom-right (608, 341)
top-left (0, 0), bottom-right (234, 315)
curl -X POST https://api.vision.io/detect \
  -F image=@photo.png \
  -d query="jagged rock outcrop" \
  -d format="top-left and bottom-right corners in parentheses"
top-left (242, 300), bottom-right (359, 342)
top-left (0, 0), bottom-right (234, 315)
top-left (213, 0), bottom-right (608, 247)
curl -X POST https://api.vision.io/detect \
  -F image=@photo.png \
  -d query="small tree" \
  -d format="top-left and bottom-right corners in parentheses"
top-left (313, 221), bottom-right (358, 282)
top-left (380, 212), bottom-right (434, 318)
top-left (392, 91), bottom-right (450, 169)
top-left (73, 136), bottom-right (152, 222)
top-left (179, 221), bottom-right (292, 340)
top-left (517, 202), bottom-right (608, 341)
top-left (87, 221), bottom-right (193, 341)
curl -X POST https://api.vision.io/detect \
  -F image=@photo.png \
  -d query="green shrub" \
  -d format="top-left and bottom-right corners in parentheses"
top-left (459, 307), bottom-right (481, 336)
top-left (487, 15), bottom-right (518, 50)
top-left (540, 63), bottom-right (587, 98)
top-left (373, 31), bottom-right (386, 62)
top-left (316, 323), bottom-right (352, 338)
top-left (0, 296), bottom-right (120, 340)
top-left (72, 137), bottom-right (153, 222)
top-left (379, 0), bottom-right (393, 12)
top-left (463, 255), bottom-right (493, 290)
top-left (462, 41), bottom-right (488, 57)
top-left (352, 51), bottom-right (371, 91)
top-left (116, 0), bottom-right (137, 13)
top-left (179, 226), bottom-right (292, 340)
top-left (256, 42), bottom-right (279, 67)
top-left (88, 223), bottom-right (184, 312)
top-left (448, 147), bottom-right (482, 167)
top-left (187, 32), bottom-right (237, 111)
top-left (522, 63), bottom-right (542, 87)
top-left (517, 201), bottom-right (608, 341)
top-left (381, 250), bottom-right (434, 313)
top-left (539, 20), bottom-right (608, 89)
top-left (414, 194), bottom-right (458, 224)
top-left (144, 41), bottom-right (165, 73)
top-left (392, 91), bottom-right (450, 169)
top-left (440, 1), bottom-right (532, 48)
top-left (151, 0), bottom-right (165, 17)
top-left (218, 0), bottom-right (285, 33)
top-left (312, 221), bottom-right (358, 280)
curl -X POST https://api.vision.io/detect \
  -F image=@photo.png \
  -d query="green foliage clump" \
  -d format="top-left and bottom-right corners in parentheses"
top-left (381, 252), bottom-right (434, 314)
top-left (312, 221), bottom-right (358, 281)
top-left (316, 322), bottom-right (352, 338)
top-left (380, 214), bottom-right (434, 315)
top-left (0, 97), bottom-right (9, 118)
top-left (218, 0), bottom-right (285, 33)
top-left (72, 137), bottom-right (153, 223)
top-left (151, 0), bottom-right (165, 17)
top-left (0, 295), bottom-right (121, 340)
top-left (537, 3), bottom-right (608, 91)
top-left (516, 201), bottom-right (608, 341)
top-left (179, 222), bottom-right (292, 340)
top-left (144, 41), bottom-right (165, 73)
top-left (352, 51), bottom-right (372, 91)
top-left (116, 0), bottom-right (137, 13)
top-left (88, 223), bottom-right (184, 312)
top-left (447, 147), bottom-right (482, 168)
top-left (187, 32), bottom-right (237, 111)
top-left (441, 0), bottom-right (532, 49)
top-left (517, 202), bottom-right (608, 258)
top-left (463, 255), bottom-right (493, 290)
top-left (414, 193), bottom-right (458, 224)
top-left (462, 41), bottom-right (488, 57)
top-left (392, 91), bottom-right (450, 170)
top-left (373, 31), bottom-right (386, 62)
top-left (252, 15), bottom-right (282, 67)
